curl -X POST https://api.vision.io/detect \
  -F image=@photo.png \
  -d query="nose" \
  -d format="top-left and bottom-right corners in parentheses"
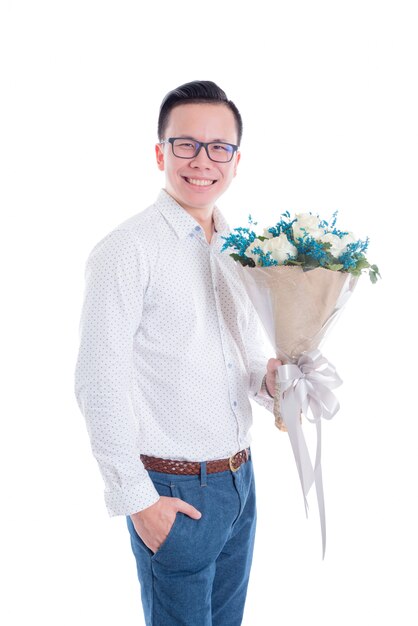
top-left (190, 144), bottom-right (212, 168)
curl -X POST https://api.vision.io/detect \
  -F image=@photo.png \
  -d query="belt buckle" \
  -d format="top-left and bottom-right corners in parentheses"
top-left (229, 451), bottom-right (243, 473)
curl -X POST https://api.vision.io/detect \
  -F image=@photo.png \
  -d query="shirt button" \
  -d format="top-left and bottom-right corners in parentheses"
top-left (194, 225), bottom-right (201, 231)
top-left (233, 401), bottom-right (237, 407)
top-left (214, 286), bottom-right (218, 292)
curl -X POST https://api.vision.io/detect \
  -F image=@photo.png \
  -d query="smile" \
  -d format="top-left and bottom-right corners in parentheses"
top-left (183, 177), bottom-right (217, 187)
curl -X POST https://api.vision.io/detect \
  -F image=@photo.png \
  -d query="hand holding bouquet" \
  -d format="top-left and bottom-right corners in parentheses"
top-left (221, 210), bottom-right (379, 557)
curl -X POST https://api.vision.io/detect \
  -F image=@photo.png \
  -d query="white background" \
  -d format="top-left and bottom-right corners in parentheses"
top-left (1, 1), bottom-right (417, 624)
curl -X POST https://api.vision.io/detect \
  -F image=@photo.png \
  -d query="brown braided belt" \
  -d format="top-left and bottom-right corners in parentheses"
top-left (140, 448), bottom-right (250, 475)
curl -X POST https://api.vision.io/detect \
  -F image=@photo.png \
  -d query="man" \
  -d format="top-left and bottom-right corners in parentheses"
top-left (75, 80), bottom-right (281, 625)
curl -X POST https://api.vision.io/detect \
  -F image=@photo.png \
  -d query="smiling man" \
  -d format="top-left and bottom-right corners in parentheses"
top-left (75, 81), bottom-right (280, 626)
top-left (155, 101), bottom-right (240, 244)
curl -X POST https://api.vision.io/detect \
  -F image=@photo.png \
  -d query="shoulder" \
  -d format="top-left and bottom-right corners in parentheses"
top-left (113, 202), bottom-right (162, 241)
top-left (87, 202), bottom-right (162, 264)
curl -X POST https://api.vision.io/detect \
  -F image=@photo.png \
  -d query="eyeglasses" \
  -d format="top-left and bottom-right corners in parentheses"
top-left (161, 137), bottom-right (239, 163)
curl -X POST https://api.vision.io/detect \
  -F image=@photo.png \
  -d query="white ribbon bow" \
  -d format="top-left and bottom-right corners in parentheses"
top-left (276, 349), bottom-right (342, 558)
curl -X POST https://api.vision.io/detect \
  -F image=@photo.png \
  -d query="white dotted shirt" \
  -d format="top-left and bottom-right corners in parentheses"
top-left (74, 189), bottom-right (274, 516)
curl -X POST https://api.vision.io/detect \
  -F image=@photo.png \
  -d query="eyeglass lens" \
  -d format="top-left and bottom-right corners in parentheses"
top-left (172, 139), bottom-right (234, 162)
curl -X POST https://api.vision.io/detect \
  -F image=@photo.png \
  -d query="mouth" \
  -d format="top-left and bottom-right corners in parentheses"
top-left (182, 176), bottom-right (217, 187)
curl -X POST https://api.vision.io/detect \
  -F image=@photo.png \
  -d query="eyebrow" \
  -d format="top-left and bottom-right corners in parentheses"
top-left (177, 135), bottom-right (232, 143)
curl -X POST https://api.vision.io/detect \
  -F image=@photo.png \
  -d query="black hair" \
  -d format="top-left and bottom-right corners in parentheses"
top-left (157, 80), bottom-right (243, 146)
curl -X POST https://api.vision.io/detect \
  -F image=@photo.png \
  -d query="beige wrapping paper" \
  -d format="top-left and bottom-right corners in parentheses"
top-left (237, 264), bottom-right (357, 363)
top-left (237, 264), bottom-right (357, 430)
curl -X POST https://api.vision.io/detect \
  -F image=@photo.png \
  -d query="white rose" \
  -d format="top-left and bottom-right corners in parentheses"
top-left (245, 239), bottom-right (264, 264)
top-left (246, 233), bottom-right (297, 265)
top-left (246, 240), bottom-right (263, 264)
top-left (320, 231), bottom-right (356, 258)
top-left (293, 213), bottom-right (325, 240)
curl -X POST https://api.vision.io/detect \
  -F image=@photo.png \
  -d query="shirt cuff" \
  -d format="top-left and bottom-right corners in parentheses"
top-left (249, 367), bottom-right (267, 398)
top-left (253, 372), bottom-right (275, 413)
top-left (104, 475), bottom-right (160, 517)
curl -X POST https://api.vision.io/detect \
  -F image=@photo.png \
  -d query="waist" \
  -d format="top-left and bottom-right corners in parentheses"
top-left (140, 448), bottom-right (251, 475)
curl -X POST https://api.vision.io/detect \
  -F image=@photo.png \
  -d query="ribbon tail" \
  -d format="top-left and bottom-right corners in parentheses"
top-left (314, 419), bottom-right (326, 559)
top-left (281, 392), bottom-right (315, 508)
top-left (276, 351), bottom-right (338, 558)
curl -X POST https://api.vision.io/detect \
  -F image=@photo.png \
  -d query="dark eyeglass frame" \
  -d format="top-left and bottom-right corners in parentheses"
top-left (161, 137), bottom-right (239, 163)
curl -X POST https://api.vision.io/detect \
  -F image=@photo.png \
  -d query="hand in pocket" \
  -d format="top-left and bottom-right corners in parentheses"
top-left (130, 496), bottom-right (202, 553)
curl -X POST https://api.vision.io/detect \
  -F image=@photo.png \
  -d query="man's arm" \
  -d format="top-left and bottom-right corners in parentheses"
top-left (74, 228), bottom-right (160, 516)
top-left (74, 227), bottom-right (202, 551)
top-left (245, 302), bottom-right (281, 411)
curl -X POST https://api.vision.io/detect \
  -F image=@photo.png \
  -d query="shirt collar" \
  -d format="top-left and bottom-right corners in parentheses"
top-left (155, 188), bottom-right (230, 240)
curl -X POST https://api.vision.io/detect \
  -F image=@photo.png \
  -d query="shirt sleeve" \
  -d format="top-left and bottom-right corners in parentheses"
top-left (74, 228), bottom-right (160, 517)
top-left (245, 301), bottom-right (275, 414)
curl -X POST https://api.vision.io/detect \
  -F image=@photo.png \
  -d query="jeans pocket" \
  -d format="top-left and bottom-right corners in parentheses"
top-left (146, 474), bottom-right (187, 562)
top-left (150, 510), bottom-right (183, 561)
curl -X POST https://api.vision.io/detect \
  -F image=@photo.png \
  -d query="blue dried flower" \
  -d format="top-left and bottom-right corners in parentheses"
top-left (295, 235), bottom-right (330, 266)
top-left (220, 226), bottom-right (257, 257)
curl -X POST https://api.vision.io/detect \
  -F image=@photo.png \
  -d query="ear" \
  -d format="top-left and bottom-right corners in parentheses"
top-left (155, 143), bottom-right (165, 171)
top-left (233, 150), bottom-right (241, 177)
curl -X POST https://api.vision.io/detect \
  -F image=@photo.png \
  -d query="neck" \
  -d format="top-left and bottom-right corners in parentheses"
top-left (184, 205), bottom-right (216, 244)
top-left (165, 188), bottom-right (215, 231)
top-left (187, 208), bottom-right (214, 231)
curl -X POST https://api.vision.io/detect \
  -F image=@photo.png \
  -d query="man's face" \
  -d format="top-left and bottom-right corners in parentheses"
top-left (155, 103), bottom-right (241, 213)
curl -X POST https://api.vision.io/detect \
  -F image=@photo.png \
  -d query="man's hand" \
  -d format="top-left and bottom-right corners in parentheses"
top-left (265, 357), bottom-right (283, 397)
top-left (130, 496), bottom-right (202, 553)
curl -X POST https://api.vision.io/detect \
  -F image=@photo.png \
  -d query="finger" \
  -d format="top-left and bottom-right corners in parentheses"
top-left (267, 358), bottom-right (281, 373)
top-left (175, 498), bottom-right (202, 519)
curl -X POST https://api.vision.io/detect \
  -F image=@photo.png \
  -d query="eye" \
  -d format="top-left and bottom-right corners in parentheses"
top-left (212, 144), bottom-right (228, 151)
top-left (212, 143), bottom-right (234, 154)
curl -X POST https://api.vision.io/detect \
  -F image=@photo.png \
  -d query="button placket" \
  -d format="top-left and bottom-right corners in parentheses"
top-left (210, 261), bottom-right (241, 448)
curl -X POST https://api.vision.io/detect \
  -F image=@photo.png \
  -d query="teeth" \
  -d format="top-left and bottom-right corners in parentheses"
top-left (186, 177), bottom-right (214, 186)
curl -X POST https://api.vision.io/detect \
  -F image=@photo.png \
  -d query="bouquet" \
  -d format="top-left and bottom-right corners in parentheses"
top-left (221, 211), bottom-right (380, 557)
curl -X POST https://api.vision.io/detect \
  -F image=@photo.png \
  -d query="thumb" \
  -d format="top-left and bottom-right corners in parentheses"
top-left (267, 357), bottom-right (282, 374)
top-left (175, 498), bottom-right (202, 520)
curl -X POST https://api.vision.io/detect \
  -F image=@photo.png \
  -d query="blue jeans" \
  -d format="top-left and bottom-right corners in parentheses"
top-left (126, 452), bottom-right (257, 626)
